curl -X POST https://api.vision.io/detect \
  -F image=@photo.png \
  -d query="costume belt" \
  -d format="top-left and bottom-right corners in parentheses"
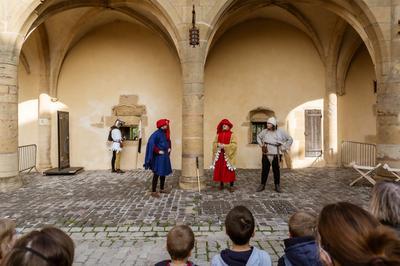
top-left (263, 142), bottom-right (282, 161)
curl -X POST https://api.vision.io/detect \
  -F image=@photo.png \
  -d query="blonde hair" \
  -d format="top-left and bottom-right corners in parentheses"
top-left (370, 181), bottom-right (400, 225)
top-left (0, 218), bottom-right (16, 260)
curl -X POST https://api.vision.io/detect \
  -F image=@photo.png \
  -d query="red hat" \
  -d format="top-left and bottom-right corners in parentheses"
top-left (157, 119), bottom-right (170, 140)
top-left (217, 119), bottom-right (233, 133)
top-left (156, 119), bottom-right (170, 129)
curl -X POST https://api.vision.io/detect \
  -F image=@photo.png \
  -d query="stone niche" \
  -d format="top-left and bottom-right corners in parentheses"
top-left (104, 95), bottom-right (146, 141)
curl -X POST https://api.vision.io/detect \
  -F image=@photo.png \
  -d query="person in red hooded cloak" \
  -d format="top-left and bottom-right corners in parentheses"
top-left (210, 119), bottom-right (237, 192)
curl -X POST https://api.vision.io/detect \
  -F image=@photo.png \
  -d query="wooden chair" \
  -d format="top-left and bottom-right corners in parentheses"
top-left (382, 164), bottom-right (400, 182)
top-left (349, 162), bottom-right (381, 186)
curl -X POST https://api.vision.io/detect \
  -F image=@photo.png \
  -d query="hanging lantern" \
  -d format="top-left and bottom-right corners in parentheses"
top-left (189, 5), bottom-right (200, 47)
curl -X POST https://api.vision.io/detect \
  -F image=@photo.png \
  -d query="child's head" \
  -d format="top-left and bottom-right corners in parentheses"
top-left (288, 211), bottom-right (317, 238)
top-left (3, 226), bottom-right (74, 266)
top-left (225, 206), bottom-right (255, 245)
top-left (167, 225), bottom-right (195, 261)
top-left (0, 218), bottom-right (16, 261)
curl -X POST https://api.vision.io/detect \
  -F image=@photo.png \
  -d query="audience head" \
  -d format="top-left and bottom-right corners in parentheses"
top-left (225, 206), bottom-right (255, 245)
top-left (2, 226), bottom-right (74, 266)
top-left (288, 211), bottom-right (317, 238)
top-left (370, 181), bottom-right (400, 227)
top-left (318, 202), bottom-right (400, 266)
top-left (166, 225), bottom-right (195, 261)
top-left (0, 219), bottom-right (17, 262)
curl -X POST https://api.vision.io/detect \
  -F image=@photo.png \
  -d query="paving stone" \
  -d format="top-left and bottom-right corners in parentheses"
top-left (128, 226), bottom-right (140, 232)
top-left (117, 226), bottom-right (128, 232)
top-left (1, 168), bottom-right (372, 265)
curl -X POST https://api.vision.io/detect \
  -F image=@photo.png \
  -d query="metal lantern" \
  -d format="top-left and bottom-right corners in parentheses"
top-left (189, 5), bottom-right (200, 47)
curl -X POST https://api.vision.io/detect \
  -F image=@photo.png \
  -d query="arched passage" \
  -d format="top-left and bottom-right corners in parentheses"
top-left (16, 1), bottom-right (183, 172)
top-left (204, 0), bottom-right (385, 168)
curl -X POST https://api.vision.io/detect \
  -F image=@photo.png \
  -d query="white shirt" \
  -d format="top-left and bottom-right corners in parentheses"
top-left (111, 128), bottom-right (122, 152)
top-left (257, 128), bottom-right (293, 155)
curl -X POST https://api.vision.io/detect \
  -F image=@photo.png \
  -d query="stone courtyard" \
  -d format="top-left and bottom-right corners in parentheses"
top-left (0, 168), bottom-right (373, 265)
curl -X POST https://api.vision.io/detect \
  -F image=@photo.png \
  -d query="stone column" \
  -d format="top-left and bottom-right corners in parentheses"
top-left (376, 4), bottom-right (400, 168)
top-left (0, 32), bottom-right (22, 191)
top-left (179, 43), bottom-right (207, 190)
top-left (324, 65), bottom-right (338, 166)
top-left (38, 92), bottom-right (52, 170)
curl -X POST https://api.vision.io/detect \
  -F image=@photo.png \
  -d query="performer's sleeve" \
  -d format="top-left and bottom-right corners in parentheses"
top-left (281, 130), bottom-right (293, 151)
top-left (144, 134), bottom-right (155, 169)
top-left (212, 135), bottom-right (218, 155)
top-left (153, 145), bottom-right (160, 154)
top-left (225, 134), bottom-right (237, 165)
top-left (257, 130), bottom-right (264, 147)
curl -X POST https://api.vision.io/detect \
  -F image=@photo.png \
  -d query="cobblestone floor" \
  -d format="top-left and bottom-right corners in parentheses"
top-left (1, 168), bottom-right (373, 265)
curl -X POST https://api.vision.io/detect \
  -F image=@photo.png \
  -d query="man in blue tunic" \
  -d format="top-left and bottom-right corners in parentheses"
top-left (144, 119), bottom-right (172, 198)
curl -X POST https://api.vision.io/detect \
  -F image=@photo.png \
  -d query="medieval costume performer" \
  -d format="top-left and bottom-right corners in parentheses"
top-left (210, 119), bottom-right (237, 192)
top-left (256, 117), bottom-right (292, 193)
top-left (109, 119), bottom-right (125, 173)
top-left (144, 119), bottom-right (172, 197)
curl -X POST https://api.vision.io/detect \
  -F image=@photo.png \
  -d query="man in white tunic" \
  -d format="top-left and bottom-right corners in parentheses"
top-left (110, 119), bottom-right (125, 173)
top-left (256, 117), bottom-right (292, 193)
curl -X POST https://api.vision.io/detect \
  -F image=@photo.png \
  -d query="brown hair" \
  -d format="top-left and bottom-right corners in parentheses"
top-left (0, 219), bottom-right (16, 261)
top-left (225, 206), bottom-right (255, 245)
top-left (166, 225), bottom-right (195, 261)
top-left (2, 226), bottom-right (74, 266)
top-left (318, 202), bottom-right (400, 266)
top-left (370, 181), bottom-right (400, 226)
top-left (289, 211), bottom-right (316, 238)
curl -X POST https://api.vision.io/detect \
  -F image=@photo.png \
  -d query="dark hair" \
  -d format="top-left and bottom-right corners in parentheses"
top-left (289, 211), bottom-right (316, 238)
top-left (166, 225), bottom-right (195, 260)
top-left (318, 202), bottom-right (400, 266)
top-left (2, 226), bottom-right (74, 266)
top-left (225, 206), bottom-right (255, 245)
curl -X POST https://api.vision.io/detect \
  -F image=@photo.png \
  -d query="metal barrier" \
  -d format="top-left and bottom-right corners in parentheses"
top-left (18, 144), bottom-right (37, 173)
top-left (341, 141), bottom-right (376, 167)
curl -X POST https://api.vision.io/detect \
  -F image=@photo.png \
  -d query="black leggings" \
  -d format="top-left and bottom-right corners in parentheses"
top-left (152, 174), bottom-right (165, 192)
top-left (261, 155), bottom-right (280, 185)
top-left (111, 151), bottom-right (116, 171)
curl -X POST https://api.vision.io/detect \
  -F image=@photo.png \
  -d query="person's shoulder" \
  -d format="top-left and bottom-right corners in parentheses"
top-left (150, 129), bottom-right (160, 138)
top-left (258, 129), bottom-right (267, 135)
top-left (210, 254), bottom-right (224, 266)
top-left (154, 260), bottom-right (169, 266)
top-left (252, 247), bottom-right (272, 265)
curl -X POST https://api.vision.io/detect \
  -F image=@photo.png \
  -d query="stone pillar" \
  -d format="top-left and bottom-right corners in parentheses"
top-left (324, 65), bottom-right (338, 166)
top-left (38, 92), bottom-right (52, 170)
top-left (179, 44), bottom-right (207, 190)
top-left (0, 32), bottom-right (22, 191)
top-left (376, 5), bottom-right (400, 168)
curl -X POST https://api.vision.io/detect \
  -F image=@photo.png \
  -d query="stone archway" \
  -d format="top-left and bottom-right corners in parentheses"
top-left (0, 0), bottom-right (183, 190)
top-left (203, 0), bottom-right (388, 168)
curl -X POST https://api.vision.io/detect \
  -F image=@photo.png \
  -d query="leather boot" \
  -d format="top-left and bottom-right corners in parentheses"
top-left (256, 184), bottom-right (265, 192)
top-left (275, 184), bottom-right (281, 193)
